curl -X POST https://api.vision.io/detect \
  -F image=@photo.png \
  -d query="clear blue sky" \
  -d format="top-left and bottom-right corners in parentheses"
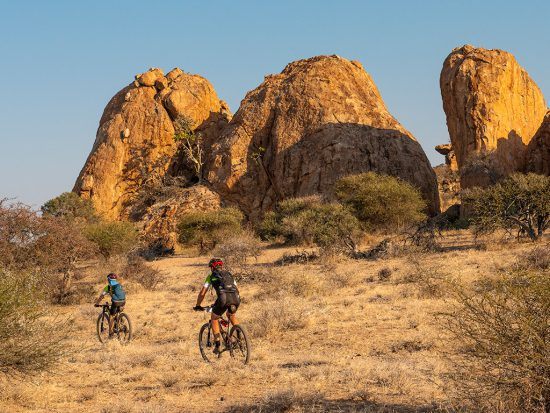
top-left (0, 0), bottom-right (548, 208)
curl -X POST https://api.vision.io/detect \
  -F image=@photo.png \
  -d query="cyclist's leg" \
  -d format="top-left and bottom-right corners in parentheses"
top-left (227, 294), bottom-right (240, 326)
top-left (108, 302), bottom-right (116, 335)
top-left (211, 296), bottom-right (225, 349)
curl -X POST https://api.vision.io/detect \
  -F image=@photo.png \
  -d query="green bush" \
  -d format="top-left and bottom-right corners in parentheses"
top-left (463, 173), bottom-right (550, 241)
top-left (334, 172), bottom-right (426, 231)
top-left (85, 221), bottom-right (138, 258)
top-left (258, 196), bottom-right (360, 254)
top-left (0, 269), bottom-right (68, 374)
top-left (177, 207), bottom-right (244, 254)
top-left (445, 269), bottom-right (550, 412)
top-left (41, 192), bottom-right (97, 222)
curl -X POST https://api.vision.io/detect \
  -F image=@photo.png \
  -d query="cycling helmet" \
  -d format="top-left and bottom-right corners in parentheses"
top-left (208, 258), bottom-right (223, 269)
top-left (107, 273), bottom-right (118, 280)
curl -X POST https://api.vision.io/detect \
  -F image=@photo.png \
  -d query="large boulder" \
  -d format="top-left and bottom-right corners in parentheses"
top-left (526, 111), bottom-right (550, 175)
top-left (441, 45), bottom-right (547, 187)
top-left (207, 55), bottom-right (439, 218)
top-left (74, 68), bottom-right (229, 220)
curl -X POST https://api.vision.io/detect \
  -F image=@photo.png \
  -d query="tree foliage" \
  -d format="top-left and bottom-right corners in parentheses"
top-left (84, 221), bottom-right (138, 258)
top-left (177, 207), bottom-right (244, 254)
top-left (41, 192), bottom-right (97, 222)
top-left (334, 172), bottom-right (426, 231)
top-left (463, 173), bottom-right (550, 241)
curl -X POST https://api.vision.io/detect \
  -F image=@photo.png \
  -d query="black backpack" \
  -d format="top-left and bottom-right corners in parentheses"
top-left (212, 270), bottom-right (238, 294)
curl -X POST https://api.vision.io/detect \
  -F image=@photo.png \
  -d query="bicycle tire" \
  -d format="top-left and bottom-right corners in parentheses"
top-left (199, 323), bottom-right (213, 362)
top-left (229, 325), bottom-right (251, 364)
top-left (96, 312), bottom-right (110, 343)
top-left (116, 313), bottom-right (132, 344)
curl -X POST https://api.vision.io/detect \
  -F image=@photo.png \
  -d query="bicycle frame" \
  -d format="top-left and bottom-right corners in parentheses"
top-left (204, 307), bottom-right (232, 348)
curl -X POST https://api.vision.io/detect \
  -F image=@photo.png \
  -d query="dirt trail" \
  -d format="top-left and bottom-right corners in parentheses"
top-left (0, 237), bottom-right (537, 412)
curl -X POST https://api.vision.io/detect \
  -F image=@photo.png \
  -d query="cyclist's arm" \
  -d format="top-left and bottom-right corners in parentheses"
top-left (94, 286), bottom-right (109, 305)
top-left (196, 276), bottom-right (212, 307)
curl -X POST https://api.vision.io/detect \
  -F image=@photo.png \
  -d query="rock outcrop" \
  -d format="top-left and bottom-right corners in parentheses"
top-left (433, 164), bottom-right (460, 213)
top-left (440, 45), bottom-right (547, 187)
top-left (74, 68), bottom-right (230, 219)
top-left (435, 143), bottom-right (458, 171)
top-left (526, 111), bottom-right (550, 175)
top-left (207, 55), bottom-right (439, 217)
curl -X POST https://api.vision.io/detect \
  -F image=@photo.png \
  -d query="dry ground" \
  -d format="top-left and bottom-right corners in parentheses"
top-left (0, 231), bottom-right (543, 412)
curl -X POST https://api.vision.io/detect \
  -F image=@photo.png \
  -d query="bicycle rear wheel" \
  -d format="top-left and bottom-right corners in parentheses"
top-left (116, 313), bottom-right (132, 344)
top-left (96, 313), bottom-right (109, 343)
top-left (229, 325), bottom-right (251, 364)
top-left (199, 323), bottom-right (214, 362)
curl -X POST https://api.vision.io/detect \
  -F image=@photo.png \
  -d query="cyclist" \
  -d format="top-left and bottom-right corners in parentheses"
top-left (94, 273), bottom-right (126, 337)
top-left (194, 258), bottom-right (240, 354)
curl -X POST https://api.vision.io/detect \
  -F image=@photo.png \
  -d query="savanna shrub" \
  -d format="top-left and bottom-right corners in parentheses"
top-left (214, 231), bottom-right (262, 269)
top-left (445, 269), bottom-right (550, 412)
top-left (41, 192), bottom-right (97, 222)
top-left (0, 269), bottom-right (68, 374)
top-left (177, 207), bottom-right (244, 254)
top-left (85, 221), bottom-right (138, 258)
top-left (334, 172), bottom-right (426, 231)
top-left (258, 196), bottom-right (360, 254)
top-left (120, 255), bottom-right (162, 290)
top-left (463, 173), bottom-right (550, 241)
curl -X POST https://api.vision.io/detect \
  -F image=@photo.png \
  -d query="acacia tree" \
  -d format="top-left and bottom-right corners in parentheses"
top-left (173, 115), bottom-right (204, 182)
top-left (463, 173), bottom-right (550, 241)
top-left (0, 200), bottom-right (97, 303)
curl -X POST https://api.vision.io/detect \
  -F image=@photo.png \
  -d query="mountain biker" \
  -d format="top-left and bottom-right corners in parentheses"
top-left (194, 258), bottom-right (240, 354)
top-left (94, 273), bottom-right (126, 336)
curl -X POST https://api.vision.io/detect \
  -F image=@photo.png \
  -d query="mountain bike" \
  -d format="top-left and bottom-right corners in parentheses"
top-left (95, 303), bottom-right (132, 344)
top-left (196, 305), bottom-right (251, 364)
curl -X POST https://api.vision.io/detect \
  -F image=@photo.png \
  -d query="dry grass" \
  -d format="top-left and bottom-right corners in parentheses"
top-left (0, 231), bottom-right (545, 413)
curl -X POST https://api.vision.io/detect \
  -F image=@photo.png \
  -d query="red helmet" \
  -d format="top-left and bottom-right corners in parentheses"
top-left (208, 258), bottom-right (223, 269)
top-left (107, 273), bottom-right (118, 280)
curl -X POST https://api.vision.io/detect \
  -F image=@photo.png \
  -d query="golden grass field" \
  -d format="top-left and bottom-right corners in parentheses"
top-left (0, 231), bottom-right (545, 413)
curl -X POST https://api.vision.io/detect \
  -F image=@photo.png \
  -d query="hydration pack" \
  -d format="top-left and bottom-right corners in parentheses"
top-left (109, 280), bottom-right (126, 301)
top-left (212, 270), bottom-right (238, 294)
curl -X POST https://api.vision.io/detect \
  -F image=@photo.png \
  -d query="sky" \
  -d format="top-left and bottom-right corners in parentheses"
top-left (0, 0), bottom-right (548, 208)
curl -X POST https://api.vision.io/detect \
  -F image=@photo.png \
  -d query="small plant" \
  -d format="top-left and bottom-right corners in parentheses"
top-left (334, 172), bottom-right (427, 232)
top-left (177, 207), bottom-right (244, 254)
top-left (463, 173), bottom-right (550, 241)
top-left (85, 221), bottom-right (138, 258)
top-left (173, 115), bottom-right (204, 182)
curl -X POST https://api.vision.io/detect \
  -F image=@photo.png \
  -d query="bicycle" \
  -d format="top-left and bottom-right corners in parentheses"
top-left (95, 303), bottom-right (132, 344)
top-left (196, 305), bottom-right (251, 364)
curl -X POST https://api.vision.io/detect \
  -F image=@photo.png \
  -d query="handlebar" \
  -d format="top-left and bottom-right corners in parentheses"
top-left (194, 305), bottom-right (213, 313)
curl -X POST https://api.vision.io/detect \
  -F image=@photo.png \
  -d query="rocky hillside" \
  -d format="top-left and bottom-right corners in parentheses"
top-left (207, 55), bottom-right (439, 218)
top-left (440, 45), bottom-right (547, 188)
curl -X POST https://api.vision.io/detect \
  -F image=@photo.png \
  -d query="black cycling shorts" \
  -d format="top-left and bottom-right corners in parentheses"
top-left (212, 292), bottom-right (240, 316)
top-left (110, 300), bottom-right (125, 315)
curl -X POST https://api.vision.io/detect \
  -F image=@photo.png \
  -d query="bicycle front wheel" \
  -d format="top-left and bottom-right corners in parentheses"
top-left (229, 325), bottom-right (251, 364)
top-left (116, 313), bottom-right (132, 344)
top-left (199, 323), bottom-right (214, 363)
top-left (96, 313), bottom-right (110, 343)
